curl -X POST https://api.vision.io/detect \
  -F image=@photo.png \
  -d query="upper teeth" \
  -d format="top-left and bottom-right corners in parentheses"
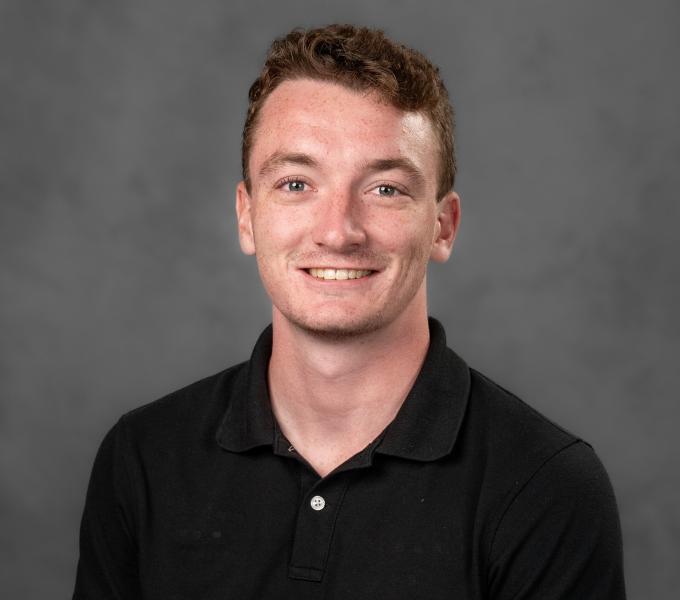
top-left (308, 268), bottom-right (372, 280)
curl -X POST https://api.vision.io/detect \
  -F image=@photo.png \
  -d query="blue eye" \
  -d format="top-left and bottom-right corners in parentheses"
top-left (377, 185), bottom-right (397, 196)
top-left (287, 181), bottom-right (306, 192)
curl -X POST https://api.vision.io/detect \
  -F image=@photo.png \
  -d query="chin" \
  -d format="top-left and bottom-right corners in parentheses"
top-left (287, 310), bottom-right (390, 340)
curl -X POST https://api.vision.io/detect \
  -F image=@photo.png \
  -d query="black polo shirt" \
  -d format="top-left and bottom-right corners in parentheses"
top-left (73, 319), bottom-right (625, 599)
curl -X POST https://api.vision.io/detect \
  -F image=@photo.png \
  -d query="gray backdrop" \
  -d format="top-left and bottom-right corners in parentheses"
top-left (1, 0), bottom-right (678, 597)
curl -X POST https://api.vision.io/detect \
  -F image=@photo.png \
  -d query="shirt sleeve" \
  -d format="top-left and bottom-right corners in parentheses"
top-left (487, 441), bottom-right (626, 600)
top-left (72, 417), bottom-right (142, 599)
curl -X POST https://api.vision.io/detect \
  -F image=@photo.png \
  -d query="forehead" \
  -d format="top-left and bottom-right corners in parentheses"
top-left (249, 79), bottom-right (437, 176)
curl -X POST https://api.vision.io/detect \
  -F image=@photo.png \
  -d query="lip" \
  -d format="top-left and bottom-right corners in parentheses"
top-left (299, 266), bottom-right (379, 271)
top-left (298, 267), bottom-right (379, 283)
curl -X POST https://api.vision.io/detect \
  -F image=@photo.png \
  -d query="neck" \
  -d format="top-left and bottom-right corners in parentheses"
top-left (268, 295), bottom-right (430, 477)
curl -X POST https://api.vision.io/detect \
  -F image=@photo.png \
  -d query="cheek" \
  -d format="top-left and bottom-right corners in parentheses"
top-left (253, 209), bottom-right (304, 253)
top-left (379, 219), bottom-right (436, 259)
top-left (367, 208), bottom-right (413, 241)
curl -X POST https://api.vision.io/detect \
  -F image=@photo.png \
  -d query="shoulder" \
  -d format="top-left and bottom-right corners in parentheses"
top-left (459, 368), bottom-right (621, 535)
top-left (464, 367), bottom-right (582, 472)
top-left (116, 361), bottom-right (247, 451)
top-left (457, 367), bottom-right (593, 526)
top-left (485, 429), bottom-right (624, 597)
top-left (455, 368), bottom-right (624, 592)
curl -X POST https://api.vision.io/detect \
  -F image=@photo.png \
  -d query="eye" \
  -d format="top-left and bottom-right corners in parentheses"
top-left (286, 180), bottom-right (306, 192)
top-left (370, 183), bottom-right (406, 198)
top-left (276, 177), bottom-right (310, 193)
top-left (377, 185), bottom-right (398, 197)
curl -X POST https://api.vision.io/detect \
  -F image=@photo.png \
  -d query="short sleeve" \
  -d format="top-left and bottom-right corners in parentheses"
top-left (487, 441), bottom-right (626, 600)
top-left (72, 417), bottom-right (142, 599)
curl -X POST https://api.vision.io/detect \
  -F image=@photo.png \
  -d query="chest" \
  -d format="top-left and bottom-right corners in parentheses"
top-left (137, 452), bottom-right (487, 599)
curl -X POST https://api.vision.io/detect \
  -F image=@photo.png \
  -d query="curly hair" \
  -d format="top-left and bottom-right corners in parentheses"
top-left (241, 24), bottom-right (456, 199)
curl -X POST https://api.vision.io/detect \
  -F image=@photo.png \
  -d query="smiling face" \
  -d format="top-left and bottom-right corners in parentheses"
top-left (236, 79), bottom-right (460, 338)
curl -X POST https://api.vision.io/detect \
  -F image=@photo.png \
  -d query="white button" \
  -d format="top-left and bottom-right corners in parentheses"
top-left (310, 495), bottom-right (326, 511)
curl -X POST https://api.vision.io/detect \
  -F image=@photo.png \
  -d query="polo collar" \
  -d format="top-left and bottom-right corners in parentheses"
top-left (216, 325), bottom-right (275, 452)
top-left (375, 318), bottom-right (470, 461)
top-left (216, 318), bottom-right (470, 462)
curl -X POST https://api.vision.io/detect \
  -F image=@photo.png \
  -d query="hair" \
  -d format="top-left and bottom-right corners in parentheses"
top-left (241, 24), bottom-right (456, 199)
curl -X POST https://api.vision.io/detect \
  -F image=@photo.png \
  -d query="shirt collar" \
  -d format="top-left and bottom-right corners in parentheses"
top-left (374, 318), bottom-right (470, 461)
top-left (216, 318), bottom-right (470, 462)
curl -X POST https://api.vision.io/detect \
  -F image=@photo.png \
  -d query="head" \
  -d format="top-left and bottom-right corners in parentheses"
top-left (236, 25), bottom-right (460, 339)
top-left (241, 24), bottom-right (456, 201)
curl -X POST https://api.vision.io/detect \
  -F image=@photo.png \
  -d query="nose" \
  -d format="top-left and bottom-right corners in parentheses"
top-left (311, 190), bottom-right (367, 250)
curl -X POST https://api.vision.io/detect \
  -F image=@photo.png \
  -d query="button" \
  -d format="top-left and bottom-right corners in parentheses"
top-left (310, 495), bottom-right (325, 511)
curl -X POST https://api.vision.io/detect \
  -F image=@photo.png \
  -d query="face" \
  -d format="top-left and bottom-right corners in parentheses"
top-left (236, 79), bottom-right (460, 338)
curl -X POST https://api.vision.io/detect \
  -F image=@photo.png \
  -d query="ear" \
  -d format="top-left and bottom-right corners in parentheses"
top-left (430, 190), bottom-right (461, 263)
top-left (236, 181), bottom-right (256, 255)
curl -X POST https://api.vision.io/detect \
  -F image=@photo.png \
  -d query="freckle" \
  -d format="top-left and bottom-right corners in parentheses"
top-left (212, 531), bottom-right (222, 539)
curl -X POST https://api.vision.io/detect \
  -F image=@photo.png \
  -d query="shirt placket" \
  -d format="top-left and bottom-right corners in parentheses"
top-left (287, 468), bottom-right (349, 582)
top-left (273, 430), bottom-right (377, 583)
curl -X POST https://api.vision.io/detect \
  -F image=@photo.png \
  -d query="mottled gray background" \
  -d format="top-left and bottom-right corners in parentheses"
top-left (1, 0), bottom-right (678, 597)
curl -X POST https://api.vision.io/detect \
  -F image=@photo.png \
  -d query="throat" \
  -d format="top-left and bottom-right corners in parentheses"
top-left (268, 349), bottom-right (425, 478)
top-left (267, 309), bottom-right (431, 477)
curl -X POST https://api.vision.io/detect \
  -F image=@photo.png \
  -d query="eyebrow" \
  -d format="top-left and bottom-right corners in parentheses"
top-left (362, 157), bottom-right (426, 189)
top-left (257, 152), bottom-right (319, 179)
top-left (256, 152), bottom-right (426, 189)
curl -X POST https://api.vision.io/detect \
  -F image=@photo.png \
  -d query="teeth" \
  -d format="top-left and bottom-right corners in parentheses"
top-left (308, 268), bottom-right (373, 280)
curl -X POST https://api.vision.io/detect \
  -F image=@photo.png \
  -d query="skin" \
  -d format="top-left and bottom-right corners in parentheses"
top-left (236, 79), bottom-right (461, 476)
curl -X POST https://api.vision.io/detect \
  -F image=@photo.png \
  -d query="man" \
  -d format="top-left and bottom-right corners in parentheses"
top-left (73, 25), bottom-right (626, 599)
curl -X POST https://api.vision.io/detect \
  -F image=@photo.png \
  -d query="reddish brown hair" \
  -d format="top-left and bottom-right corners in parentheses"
top-left (241, 24), bottom-right (456, 199)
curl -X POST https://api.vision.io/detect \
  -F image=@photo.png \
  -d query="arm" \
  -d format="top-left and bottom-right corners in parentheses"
top-left (73, 418), bottom-right (142, 599)
top-left (487, 441), bottom-right (626, 599)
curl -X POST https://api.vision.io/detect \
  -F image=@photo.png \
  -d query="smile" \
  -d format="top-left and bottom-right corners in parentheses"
top-left (306, 268), bottom-right (374, 280)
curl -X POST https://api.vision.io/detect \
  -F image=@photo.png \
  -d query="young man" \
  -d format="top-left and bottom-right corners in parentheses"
top-left (73, 25), bottom-right (626, 599)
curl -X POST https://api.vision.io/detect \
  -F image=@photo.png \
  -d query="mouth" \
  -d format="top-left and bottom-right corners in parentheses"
top-left (305, 268), bottom-right (376, 281)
